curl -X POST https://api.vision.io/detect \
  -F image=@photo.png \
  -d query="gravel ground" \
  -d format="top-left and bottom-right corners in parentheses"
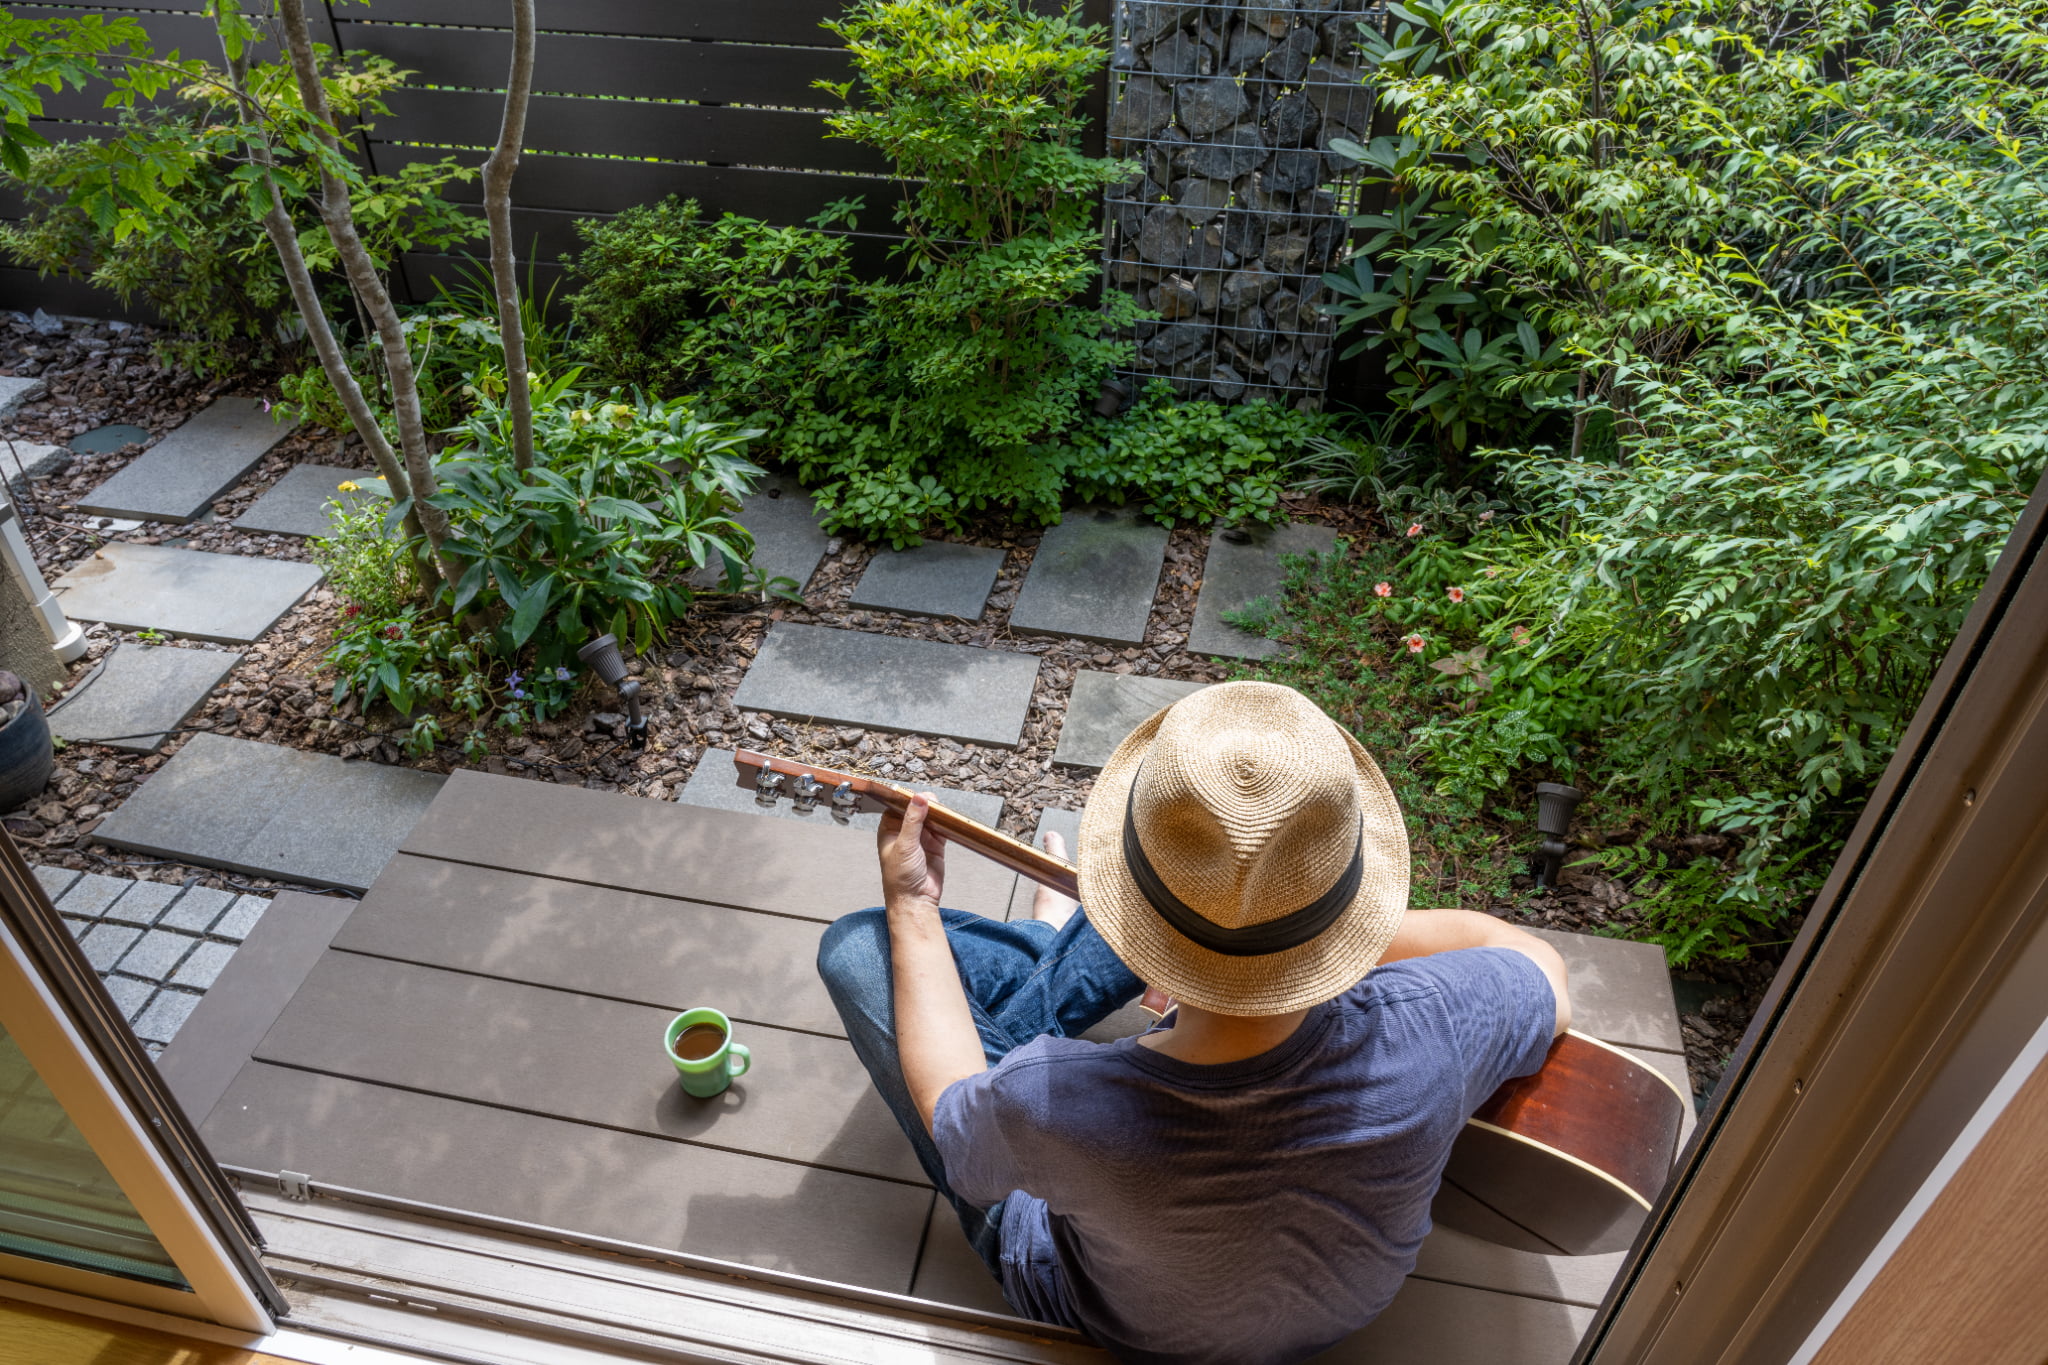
top-left (0, 310), bottom-right (1774, 1103)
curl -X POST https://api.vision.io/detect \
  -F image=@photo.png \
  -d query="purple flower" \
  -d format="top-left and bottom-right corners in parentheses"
top-left (554, 667), bottom-right (572, 681)
top-left (507, 670), bottom-right (524, 686)
top-left (511, 687), bottom-right (527, 699)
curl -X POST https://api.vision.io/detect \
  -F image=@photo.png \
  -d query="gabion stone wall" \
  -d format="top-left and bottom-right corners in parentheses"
top-left (1103, 1), bottom-right (1381, 407)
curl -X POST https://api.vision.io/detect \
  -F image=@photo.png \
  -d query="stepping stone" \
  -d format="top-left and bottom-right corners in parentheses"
top-left (1009, 506), bottom-right (1169, 645)
top-left (73, 397), bottom-right (298, 523)
top-left (1, 441), bottom-right (70, 492)
top-left (52, 543), bottom-right (323, 644)
top-left (734, 623), bottom-right (1040, 749)
top-left (690, 473), bottom-right (830, 596)
top-left (849, 541), bottom-right (1006, 620)
top-left (233, 463), bottom-right (379, 538)
top-left (679, 747), bottom-right (1006, 832)
top-left (1033, 805), bottom-right (1083, 856)
top-left (93, 733), bottom-right (445, 891)
top-left (47, 642), bottom-right (241, 752)
top-left (1188, 521), bottom-right (1340, 659)
top-left (66, 422), bottom-right (149, 455)
top-left (1050, 670), bottom-right (1207, 770)
top-left (0, 375), bottom-right (47, 422)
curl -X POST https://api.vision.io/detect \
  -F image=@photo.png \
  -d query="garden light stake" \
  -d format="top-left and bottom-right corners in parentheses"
top-left (577, 633), bottom-right (648, 751)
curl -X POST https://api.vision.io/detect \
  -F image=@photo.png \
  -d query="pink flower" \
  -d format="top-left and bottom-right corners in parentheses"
top-left (260, 398), bottom-right (273, 413)
top-left (1374, 581), bottom-right (1393, 598)
top-left (1447, 585), bottom-right (1466, 604)
top-left (1478, 509), bottom-right (1494, 522)
top-left (1406, 523), bottom-right (1424, 537)
top-left (1405, 634), bottom-right (1426, 653)
top-left (1511, 625), bottom-right (1529, 645)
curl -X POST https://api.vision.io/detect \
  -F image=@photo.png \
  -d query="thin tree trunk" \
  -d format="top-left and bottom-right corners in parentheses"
top-left (482, 0), bottom-right (537, 473)
top-left (274, 0), bottom-right (460, 586)
top-left (215, 20), bottom-right (424, 547)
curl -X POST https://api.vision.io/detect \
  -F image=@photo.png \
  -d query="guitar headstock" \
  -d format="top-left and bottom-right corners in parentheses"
top-left (730, 749), bottom-right (896, 823)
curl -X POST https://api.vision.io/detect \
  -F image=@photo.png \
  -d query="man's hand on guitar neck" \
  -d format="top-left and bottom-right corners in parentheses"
top-left (879, 794), bottom-right (989, 1133)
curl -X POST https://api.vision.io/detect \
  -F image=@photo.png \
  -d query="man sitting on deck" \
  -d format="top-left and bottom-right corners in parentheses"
top-left (817, 681), bottom-right (1572, 1365)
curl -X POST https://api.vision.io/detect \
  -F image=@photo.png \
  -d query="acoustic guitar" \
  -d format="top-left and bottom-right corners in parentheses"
top-left (733, 749), bottom-right (1688, 1256)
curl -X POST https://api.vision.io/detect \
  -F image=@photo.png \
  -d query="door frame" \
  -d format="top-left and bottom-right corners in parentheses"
top-left (0, 837), bottom-right (284, 1333)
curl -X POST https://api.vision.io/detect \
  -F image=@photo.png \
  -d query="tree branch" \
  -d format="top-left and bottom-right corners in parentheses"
top-left (481, 0), bottom-right (537, 473)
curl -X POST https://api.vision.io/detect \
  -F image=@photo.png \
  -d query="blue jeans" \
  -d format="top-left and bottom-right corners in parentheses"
top-left (816, 906), bottom-right (1144, 1279)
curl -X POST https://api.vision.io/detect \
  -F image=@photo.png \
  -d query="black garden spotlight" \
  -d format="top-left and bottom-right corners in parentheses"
top-left (576, 633), bottom-right (648, 751)
top-left (1530, 781), bottom-right (1583, 891)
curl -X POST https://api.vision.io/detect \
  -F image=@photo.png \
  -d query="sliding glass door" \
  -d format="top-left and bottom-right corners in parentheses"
top-left (0, 837), bottom-right (281, 1332)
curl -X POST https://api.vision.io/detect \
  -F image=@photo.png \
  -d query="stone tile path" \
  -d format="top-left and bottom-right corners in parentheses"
top-left (1051, 670), bottom-right (1208, 770)
top-left (46, 642), bottom-right (240, 752)
top-left (1009, 507), bottom-right (1170, 645)
top-left (73, 397), bottom-right (299, 523)
top-left (233, 462), bottom-right (377, 537)
top-left (93, 733), bottom-right (445, 891)
top-left (849, 540), bottom-right (1006, 621)
top-left (679, 746), bottom-right (1006, 831)
top-left (691, 473), bottom-right (831, 596)
top-left (733, 623), bottom-right (1041, 748)
top-left (1188, 521), bottom-right (1339, 659)
top-left (38, 865), bottom-right (276, 1057)
top-left (2, 440), bottom-right (69, 493)
top-left (51, 542), bottom-right (323, 643)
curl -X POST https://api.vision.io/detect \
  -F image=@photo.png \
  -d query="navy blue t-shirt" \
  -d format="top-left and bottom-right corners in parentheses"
top-left (932, 946), bottom-right (1557, 1365)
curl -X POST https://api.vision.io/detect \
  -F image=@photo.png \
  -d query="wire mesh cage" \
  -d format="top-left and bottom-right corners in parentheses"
top-left (1101, 0), bottom-right (1387, 408)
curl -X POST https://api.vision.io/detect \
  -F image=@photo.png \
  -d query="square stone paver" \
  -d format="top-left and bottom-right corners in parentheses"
top-left (32, 865), bottom-right (79, 903)
top-left (134, 988), bottom-right (202, 1044)
top-left (0, 375), bottom-right (47, 421)
top-left (74, 396), bottom-right (299, 523)
top-left (169, 939), bottom-right (237, 990)
top-left (52, 543), bottom-right (324, 644)
top-left (211, 895), bottom-right (270, 942)
top-left (101, 880), bottom-right (180, 928)
top-left (732, 623), bottom-right (1041, 748)
top-left (159, 885), bottom-right (235, 934)
top-left (1050, 670), bottom-right (1208, 770)
top-left (849, 541), bottom-right (1007, 621)
top-left (1009, 507), bottom-right (1169, 645)
top-left (78, 923), bottom-right (141, 972)
top-left (690, 473), bottom-right (831, 597)
top-left (92, 733), bottom-right (445, 891)
top-left (233, 463), bottom-right (380, 538)
top-left (1188, 521), bottom-right (1340, 659)
top-left (102, 974), bottom-right (156, 1022)
top-left (115, 928), bottom-right (199, 981)
top-left (55, 873), bottom-right (129, 920)
top-left (679, 747), bottom-right (1005, 831)
top-left (48, 642), bottom-right (242, 752)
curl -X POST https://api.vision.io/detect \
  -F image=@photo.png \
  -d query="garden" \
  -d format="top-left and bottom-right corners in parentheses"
top-left (0, 0), bottom-right (2042, 1107)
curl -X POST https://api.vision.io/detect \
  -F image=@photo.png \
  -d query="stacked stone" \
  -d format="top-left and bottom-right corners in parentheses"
top-left (1103, 0), bottom-right (1378, 405)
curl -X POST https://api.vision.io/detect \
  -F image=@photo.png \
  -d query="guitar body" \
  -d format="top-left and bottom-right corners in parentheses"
top-left (731, 750), bottom-right (1689, 1256)
top-left (1432, 1030), bottom-right (1689, 1256)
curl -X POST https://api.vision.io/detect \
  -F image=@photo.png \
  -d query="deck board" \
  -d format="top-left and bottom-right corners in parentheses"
top-left (340, 855), bottom-right (853, 1036)
top-left (400, 769), bottom-right (1020, 921)
top-left (201, 1063), bottom-right (933, 1294)
top-left (252, 952), bottom-right (928, 1184)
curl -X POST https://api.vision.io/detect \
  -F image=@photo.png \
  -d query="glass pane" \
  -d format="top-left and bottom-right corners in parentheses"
top-left (0, 1020), bottom-right (185, 1287)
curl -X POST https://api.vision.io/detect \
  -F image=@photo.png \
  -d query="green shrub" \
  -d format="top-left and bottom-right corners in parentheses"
top-left (565, 197), bottom-right (858, 421)
top-left (427, 381), bottom-right (770, 676)
top-left (309, 487), bottom-right (420, 618)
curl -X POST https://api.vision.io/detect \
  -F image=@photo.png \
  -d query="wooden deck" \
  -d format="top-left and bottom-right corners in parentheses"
top-left (163, 770), bottom-right (1692, 1363)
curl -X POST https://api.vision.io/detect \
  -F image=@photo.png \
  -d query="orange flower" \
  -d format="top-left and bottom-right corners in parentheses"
top-left (1447, 586), bottom-right (1466, 604)
top-left (1406, 523), bottom-right (1424, 537)
top-left (1405, 634), bottom-right (1425, 653)
top-left (1374, 581), bottom-right (1393, 598)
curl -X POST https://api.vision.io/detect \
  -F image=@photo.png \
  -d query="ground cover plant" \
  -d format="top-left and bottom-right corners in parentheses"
top-left (1250, 0), bottom-right (2048, 964)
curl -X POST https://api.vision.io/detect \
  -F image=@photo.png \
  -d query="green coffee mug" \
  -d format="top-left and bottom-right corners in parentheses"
top-left (665, 1007), bottom-right (751, 1098)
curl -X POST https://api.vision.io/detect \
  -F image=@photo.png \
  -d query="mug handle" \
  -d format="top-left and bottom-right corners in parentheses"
top-left (726, 1042), bottom-right (751, 1080)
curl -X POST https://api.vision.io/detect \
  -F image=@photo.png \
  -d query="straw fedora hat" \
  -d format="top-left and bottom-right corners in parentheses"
top-left (1077, 681), bottom-right (1410, 1016)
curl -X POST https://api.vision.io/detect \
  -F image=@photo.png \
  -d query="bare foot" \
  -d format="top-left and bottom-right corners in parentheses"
top-left (1031, 829), bottom-right (1081, 929)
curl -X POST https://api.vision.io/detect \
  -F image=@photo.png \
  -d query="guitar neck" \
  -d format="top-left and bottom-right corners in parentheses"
top-left (730, 749), bottom-right (1081, 900)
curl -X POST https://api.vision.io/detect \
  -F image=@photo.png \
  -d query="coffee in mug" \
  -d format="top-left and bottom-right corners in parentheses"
top-left (672, 1023), bottom-right (726, 1061)
top-left (664, 1007), bottom-right (752, 1098)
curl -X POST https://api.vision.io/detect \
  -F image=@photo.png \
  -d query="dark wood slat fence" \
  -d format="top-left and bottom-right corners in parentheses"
top-left (0, 0), bottom-right (1108, 320)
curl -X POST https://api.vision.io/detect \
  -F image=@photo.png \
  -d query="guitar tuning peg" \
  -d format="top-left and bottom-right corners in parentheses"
top-left (790, 773), bottom-right (823, 814)
top-left (830, 781), bottom-right (857, 825)
top-left (753, 767), bottom-right (786, 807)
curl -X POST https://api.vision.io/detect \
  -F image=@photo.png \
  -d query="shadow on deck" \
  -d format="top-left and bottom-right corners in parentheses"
top-left (160, 770), bottom-right (1691, 1363)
